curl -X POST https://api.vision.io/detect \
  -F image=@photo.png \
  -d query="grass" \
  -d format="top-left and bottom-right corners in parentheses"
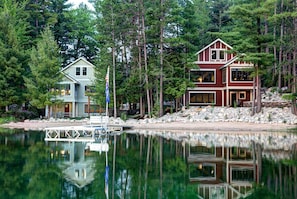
top-left (0, 116), bottom-right (16, 124)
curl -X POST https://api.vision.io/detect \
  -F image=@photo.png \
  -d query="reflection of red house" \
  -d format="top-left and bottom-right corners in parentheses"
top-left (188, 39), bottom-right (254, 107)
top-left (188, 145), bottom-right (259, 199)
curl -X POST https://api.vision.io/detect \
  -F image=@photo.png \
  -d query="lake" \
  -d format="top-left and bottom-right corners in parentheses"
top-left (1, 128), bottom-right (297, 199)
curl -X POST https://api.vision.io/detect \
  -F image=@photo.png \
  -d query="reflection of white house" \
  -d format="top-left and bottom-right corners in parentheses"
top-left (59, 142), bottom-right (96, 189)
top-left (46, 57), bottom-right (98, 118)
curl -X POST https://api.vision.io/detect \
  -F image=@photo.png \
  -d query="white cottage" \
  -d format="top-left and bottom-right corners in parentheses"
top-left (46, 57), bottom-right (98, 118)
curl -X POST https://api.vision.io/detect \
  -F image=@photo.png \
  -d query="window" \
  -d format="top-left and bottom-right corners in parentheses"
top-left (211, 50), bottom-right (217, 59)
top-left (82, 67), bottom-right (87, 75)
top-left (61, 84), bottom-right (71, 95)
top-left (189, 92), bottom-right (215, 105)
top-left (239, 92), bottom-right (246, 99)
top-left (53, 84), bottom-right (70, 96)
top-left (219, 50), bottom-right (225, 59)
top-left (190, 70), bottom-right (215, 83)
top-left (211, 50), bottom-right (225, 60)
top-left (76, 67), bottom-right (80, 75)
top-left (231, 68), bottom-right (252, 81)
top-left (189, 163), bottom-right (216, 180)
top-left (231, 168), bottom-right (254, 182)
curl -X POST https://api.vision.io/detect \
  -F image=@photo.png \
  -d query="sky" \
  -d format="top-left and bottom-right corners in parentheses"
top-left (67, 0), bottom-right (93, 9)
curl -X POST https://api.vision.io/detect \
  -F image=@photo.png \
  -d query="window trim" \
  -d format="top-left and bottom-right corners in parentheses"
top-left (189, 91), bottom-right (216, 105)
top-left (230, 166), bottom-right (254, 183)
top-left (82, 67), bottom-right (87, 76)
top-left (189, 163), bottom-right (216, 181)
top-left (190, 69), bottom-right (216, 84)
top-left (239, 92), bottom-right (246, 100)
top-left (230, 67), bottom-right (253, 82)
top-left (210, 49), bottom-right (226, 61)
top-left (76, 67), bottom-right (80, 76)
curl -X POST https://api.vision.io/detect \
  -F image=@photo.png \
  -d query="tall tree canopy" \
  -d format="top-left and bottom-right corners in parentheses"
top-left (0, 0), bottom-right (29, 110)
top-left (24, 27), bottom-right (62, 117)
top-left (1, 0), bottom-right (297, 116)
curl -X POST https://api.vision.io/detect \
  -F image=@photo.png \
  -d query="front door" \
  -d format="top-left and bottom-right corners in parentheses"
top-left (231, 93), bottom-right (237, 107)
top-left (64, 104), bottom-right (70, 117)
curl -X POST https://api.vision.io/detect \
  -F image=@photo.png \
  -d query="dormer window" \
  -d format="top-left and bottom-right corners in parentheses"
top-left (211, 49), bottom-right (225, 61)
top-left (76, 67), bottom-right (80, 75)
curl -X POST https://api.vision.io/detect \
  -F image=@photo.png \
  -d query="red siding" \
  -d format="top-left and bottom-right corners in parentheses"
top-left (205, 48), bottom-right (209, 61)
top-left (190, 39), bottom-right (255, 107)
top-left (215, 41), bottom-right (220, 48)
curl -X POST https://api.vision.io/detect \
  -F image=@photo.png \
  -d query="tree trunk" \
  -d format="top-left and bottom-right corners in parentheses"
top-left (159, 0), bottom-right (164, 117)
top-left (111, 5), bottom-right (117, 118)
top-left (256, 68), bottom-right (262, 113)
top-left (278, 0), bottom-right (284, 89)
top-left (140, 0), bottom-right (151, 117)
top-left (137, 16), bottom-right (144, 117)
top-left (292, 0), bottom-right (297, 115)
top-left (256, 0), bottom-right (262, 113)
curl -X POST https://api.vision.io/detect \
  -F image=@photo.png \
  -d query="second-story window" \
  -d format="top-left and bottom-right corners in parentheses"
top-left (76, 67), bottom-right (80, 75)
top-left (83, 67), bottom-right (87, 75)
top-left (211, 50), bottom-right (225, 61)
top-left (231, 68), bottom-right (252, 81)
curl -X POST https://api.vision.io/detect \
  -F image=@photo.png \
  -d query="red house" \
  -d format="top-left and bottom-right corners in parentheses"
top-left (188, 39), bottom-right (254, 107)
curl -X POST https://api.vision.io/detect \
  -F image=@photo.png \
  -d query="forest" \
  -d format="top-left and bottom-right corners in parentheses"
top-left (1, 0), bottom-right (297, 119)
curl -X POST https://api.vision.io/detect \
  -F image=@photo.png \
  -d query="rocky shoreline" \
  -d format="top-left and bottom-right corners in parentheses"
top-left (1, 106), bottom-right (296, 132)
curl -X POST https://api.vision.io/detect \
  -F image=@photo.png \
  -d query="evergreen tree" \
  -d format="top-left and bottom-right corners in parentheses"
top-left (24, 0), bottom-right (57, 41)
top-left (225, 0), bottom-right (274, 114)
top-left (50, 0), bottom-right (73, 66)
top-left (24, 27), bottom-right (62, 117)
top-left (0, 0), bottom-right (29, 111)
top-left (65, 4), bottom-right (98, 63)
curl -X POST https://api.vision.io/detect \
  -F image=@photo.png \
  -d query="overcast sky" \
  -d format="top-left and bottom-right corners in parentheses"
top-left (67, 0), bottom-right (93, 9)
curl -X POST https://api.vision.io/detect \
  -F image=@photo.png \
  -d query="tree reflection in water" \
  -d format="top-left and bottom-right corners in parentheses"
top-left (0, 130), bottom-right (297, 198)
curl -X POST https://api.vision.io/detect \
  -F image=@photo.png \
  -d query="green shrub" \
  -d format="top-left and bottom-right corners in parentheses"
top-left (120, 112), bottom-right (127, 121)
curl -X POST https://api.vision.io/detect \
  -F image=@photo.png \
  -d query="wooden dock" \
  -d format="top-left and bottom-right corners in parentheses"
top-left (44, 124), bottom-right (124, 142)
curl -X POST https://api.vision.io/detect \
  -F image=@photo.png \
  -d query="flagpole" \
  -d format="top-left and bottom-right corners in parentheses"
top-left (105, 66), bottom-right (110, 117)
top-left (105, 150), bottom-right (109, 199)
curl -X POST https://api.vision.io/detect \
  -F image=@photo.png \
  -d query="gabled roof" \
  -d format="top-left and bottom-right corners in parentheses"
top-left (219, 54), bottom-right (252, 69)
top-left (195, 38), bottom-right (233, 55)
top-left (219, 56), bottom-right (238, 69)
top-left (61, 57), bottom-right (95, 72)
top-left (61, 72), bottom-right (79, 84)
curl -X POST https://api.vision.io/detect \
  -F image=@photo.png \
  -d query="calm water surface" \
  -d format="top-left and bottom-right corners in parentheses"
top-left (1, 128), bottom-right (297, 199)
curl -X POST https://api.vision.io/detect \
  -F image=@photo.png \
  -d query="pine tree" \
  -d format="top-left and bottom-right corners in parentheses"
top-left (24, 27), bottom-right (62, 117)
top-left (0, 0), bottom-right (29, 111)
top-left (226, 0), bottom-right (274, 114)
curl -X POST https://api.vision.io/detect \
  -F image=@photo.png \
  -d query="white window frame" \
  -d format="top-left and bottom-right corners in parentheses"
top-left (230, 67), bottom-right (253, 82)
top-left (189, 91), bottom-right (216, 105)
top-left (210, 49), bottom-right (226, 61)
top-left (189, 163), bottom-right (216, 181)
top-left (76, 67), bottom-right (80, 76)
top-left (230, 167), bottom-right (254, 183)
top-left (239, 92), bottom-right (246, 100)
top-left (82, 67), bottom-right (87, 76)
top-left (190, 69), bottom-right (216, 84)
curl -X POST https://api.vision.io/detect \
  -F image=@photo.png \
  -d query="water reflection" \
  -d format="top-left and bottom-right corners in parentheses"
top-left (1, 129), bottom-right (297, 198)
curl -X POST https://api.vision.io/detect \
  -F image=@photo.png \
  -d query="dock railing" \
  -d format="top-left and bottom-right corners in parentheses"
top-left (89, 116), bottom-right (109, 130)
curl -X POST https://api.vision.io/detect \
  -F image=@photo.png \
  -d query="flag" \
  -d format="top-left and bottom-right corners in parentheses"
top-left (105, 67), bottom-right (110, 104)
top-left (105, 166), bottom-right (109, 199)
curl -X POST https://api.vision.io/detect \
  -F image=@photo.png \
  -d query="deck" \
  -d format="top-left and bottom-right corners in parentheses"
top-left (44, 124), bottom-right (123, 142)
